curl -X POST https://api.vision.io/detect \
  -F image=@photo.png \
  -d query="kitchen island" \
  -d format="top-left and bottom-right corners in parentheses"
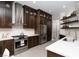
top-left (46, 37), bottom-right (79, 57)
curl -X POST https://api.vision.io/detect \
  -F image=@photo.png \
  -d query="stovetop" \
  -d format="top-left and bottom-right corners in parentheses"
top-left (12, 35), bottom-right (28, 40)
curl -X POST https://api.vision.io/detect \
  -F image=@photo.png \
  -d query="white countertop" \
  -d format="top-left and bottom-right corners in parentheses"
top-left (0, 34), bottom-right (39, 41)
top-left (46, 37), bottom-right (79, 57)
top-left (23, 34), bottom-right (39, 37)
top-left (0, 37), bottom-right (13, 41)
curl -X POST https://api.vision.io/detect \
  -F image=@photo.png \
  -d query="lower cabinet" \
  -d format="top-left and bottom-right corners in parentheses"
top-left (0, 39), bottom-right (14, 57)
top-left (0, 41), bottom-right (4, 57)
top-left (3, 39), bottom-right (14, 56)
top-left (28, 36), bottom-right (39, 48)
top-left (47, 50), bottom-right (64, 57)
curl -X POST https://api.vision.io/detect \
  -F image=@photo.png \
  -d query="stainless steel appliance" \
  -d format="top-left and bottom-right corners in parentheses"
top-left (12, 34), bottom-right (28, 55)
top-left (40, 25), bottom-right (47, 44)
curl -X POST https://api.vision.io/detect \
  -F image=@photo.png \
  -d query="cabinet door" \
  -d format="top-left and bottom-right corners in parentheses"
top-left (23, 7), bottom-right (29, 28)
top-left (0, 41), bottom-right (4, 57)
top-left (40, 16), bottom-right (45, 24)
top-left (4, 2), bottom-right (12, 28)
top-left (23, 6), bottom-right (37, 28)
top-left (28, 37), bottom-right (34, 48)
top-left (4, 39), bottom-right (14, 56)
top-left (0, 2), bottom-right (5, 28)
top-left (47, 19), bottom-right (52, 41)
top-left (29, 14), bottom-right (36, 28)
top-left (0, 1), bottom-right (12, 28)
top-left (33, 36), bottom-right (39, 46)
top-left (29, 9), bottom-right (36, 28)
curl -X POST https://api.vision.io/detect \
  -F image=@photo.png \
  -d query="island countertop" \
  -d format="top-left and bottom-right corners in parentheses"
top-left (46, 37), bottom-right (79, 57)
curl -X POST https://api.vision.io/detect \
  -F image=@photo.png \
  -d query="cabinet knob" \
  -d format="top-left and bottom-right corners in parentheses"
top-left (34, 13), bottom-right (36, 15)
top-left (30, 12), bottom-right (33, 15)
top-left (25, 11), bottom-right (28, 13)
top-left (24, 24), bottom-right (27, 25)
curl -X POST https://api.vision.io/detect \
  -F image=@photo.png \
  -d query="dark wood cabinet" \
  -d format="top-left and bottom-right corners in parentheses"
top-left (23, 5), bottom-right (29, 28)
top-left (0, 41), bottom-right (4, 57)
top-left (3, 39), bottom-right (14, 56)
top-left (23, 5), bottom-right (37, 28)
top-left (47, 50), bottom-right (64, 57)
top-left (0, 39), bottom-right (14, 57)
top-left (0, 1), bottom-right (12, 28)
top-left (28, 36), bottom-right (39, 48)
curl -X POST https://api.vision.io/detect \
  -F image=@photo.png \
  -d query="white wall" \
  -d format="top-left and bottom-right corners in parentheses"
top-left (52, 15), bottom-right (60, 42)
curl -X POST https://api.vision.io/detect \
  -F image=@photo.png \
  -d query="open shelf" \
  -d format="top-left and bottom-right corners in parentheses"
top-left (61, 27), bottom-right (79, 29)
top-left (61, 20), bottom-right (79, 25)
top-left (61, 14), bottom-right (76, 20)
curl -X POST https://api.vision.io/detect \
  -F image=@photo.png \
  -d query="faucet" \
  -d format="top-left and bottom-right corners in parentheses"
top-left (2, 33), bottom-right (4, 38)
top-left (2, 33), bottom-right (9, 38)
top-left (73, 30), bottom-right (77, 42)
top-left (73, 39), bottom-right (77, 42)
top-left (6, 33), bottom-right (9, 38)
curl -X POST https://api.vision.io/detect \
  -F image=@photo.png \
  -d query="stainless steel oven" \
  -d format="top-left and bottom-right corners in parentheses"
top-left (12, 35), bottom-right (28, 55)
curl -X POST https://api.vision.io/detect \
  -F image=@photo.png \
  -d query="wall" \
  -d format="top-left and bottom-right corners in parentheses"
top-left (52, 15), bottom-right (60, 42)
top-left (52, 7), bottom-right (75, 42)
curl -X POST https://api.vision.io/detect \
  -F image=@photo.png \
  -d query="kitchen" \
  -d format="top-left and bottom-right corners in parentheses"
top-left (0, 1), bottom-right (79, 57)
top-left (0, 1), bottom-right (52, 57)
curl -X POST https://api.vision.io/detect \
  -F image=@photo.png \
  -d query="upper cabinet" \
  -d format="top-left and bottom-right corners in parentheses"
top-left (23, 5), bottom-right (37, 28)
top-left (0, 1), bottom-right (12, 28)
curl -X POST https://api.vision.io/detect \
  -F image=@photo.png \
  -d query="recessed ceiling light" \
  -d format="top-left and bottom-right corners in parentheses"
top-left (62, 5), bottom-right (66, 9)
top-left (33, 1), bottom-right (36, 4)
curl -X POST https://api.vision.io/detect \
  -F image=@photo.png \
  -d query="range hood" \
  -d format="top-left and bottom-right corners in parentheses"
top-left (12, 2), bottom-right (23, 28)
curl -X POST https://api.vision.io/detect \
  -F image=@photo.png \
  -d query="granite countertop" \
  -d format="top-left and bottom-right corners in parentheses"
top-left (46, 37), bottom-right (79, 57)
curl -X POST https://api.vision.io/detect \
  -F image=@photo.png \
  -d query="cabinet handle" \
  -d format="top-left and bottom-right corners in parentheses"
top-left (40, 14), bottom-right (43, 16)
top-left (44, 15), bottom-right (46, 17)
top-left (24, 24), bottom-right (27, 25)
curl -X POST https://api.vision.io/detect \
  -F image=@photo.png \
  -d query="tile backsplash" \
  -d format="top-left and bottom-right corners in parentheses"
top-left (0, 28), bottom-right (35, 38)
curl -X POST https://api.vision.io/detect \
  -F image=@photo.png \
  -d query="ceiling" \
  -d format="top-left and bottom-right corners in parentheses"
top-left (17, 1), bottom-right (78, 19)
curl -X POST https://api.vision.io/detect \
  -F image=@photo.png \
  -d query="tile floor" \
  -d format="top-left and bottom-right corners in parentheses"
top-left (15, 41), bottom-right (54, 57)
